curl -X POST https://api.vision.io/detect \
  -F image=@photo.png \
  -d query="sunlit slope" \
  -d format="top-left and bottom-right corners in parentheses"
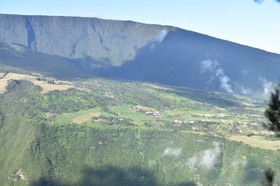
top-left (0, 14), bottom-right (165, 66)
top-left (0, 76), bottom-right (279, 185)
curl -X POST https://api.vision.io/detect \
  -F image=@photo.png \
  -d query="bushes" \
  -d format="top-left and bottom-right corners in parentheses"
top-left (32, 89), bottom-right (97, 114)
top-left (0, 78), bottom-right (278, 185)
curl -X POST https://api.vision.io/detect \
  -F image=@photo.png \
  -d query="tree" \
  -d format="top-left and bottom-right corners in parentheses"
top-left (264, 84), bottom-right (280, 135)
top-left (262, 168), bottom-right (274, 186)
top-left (262, 84), bottom-right (280, 185)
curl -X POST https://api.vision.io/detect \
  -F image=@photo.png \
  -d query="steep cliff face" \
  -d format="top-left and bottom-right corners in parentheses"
top-left (1, 14), bottom-right (280, 96)
top-left (0, 41), bottom-right (91, 79)
top-left (97, 28), bottom-right (280, 96)
top-left (0, 14), bottom-right (166, 66)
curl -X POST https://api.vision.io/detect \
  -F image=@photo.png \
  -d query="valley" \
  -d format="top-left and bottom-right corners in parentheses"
top-left (0, 72), bottom-right (279, 185)
top-left (0, 14), bottom-right (279, 185)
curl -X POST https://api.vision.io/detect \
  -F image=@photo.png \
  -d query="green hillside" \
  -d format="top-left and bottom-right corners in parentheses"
top-left (1, 13), bottom-right (280, 186)
top-left (0, 75), bottom-right (279, 185)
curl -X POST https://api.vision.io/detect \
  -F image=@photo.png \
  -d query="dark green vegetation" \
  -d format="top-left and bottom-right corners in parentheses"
top-left (262, 84), bottom-right (280, 185)
top-left (264, 85), bottom-right (280, 134)
top-left (0, 76), bottom-right (280, 185)
top-left (1, 14), bottom-right (280, 95)
top-left (1, 14), bottom-right (280, 185)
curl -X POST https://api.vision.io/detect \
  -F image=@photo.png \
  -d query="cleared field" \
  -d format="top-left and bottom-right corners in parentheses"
top-left (0, 73), bottom-right (73, 93)
top-left (53, 109), bottom-right (101, 125)
top-left (72, 111), bottom-right (101, 124)
top-left (230, 135), bottom-right (280, 151)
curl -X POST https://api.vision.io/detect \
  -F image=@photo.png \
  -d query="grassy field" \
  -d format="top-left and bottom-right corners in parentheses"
top-left (230, 135), bottom-right (280, 151)
top-left (50, 77), bottom-right (272, 150)
top-left (51, 108), bottom-right (101, 125)
top-left (0, 74), bottom-right (278, 185)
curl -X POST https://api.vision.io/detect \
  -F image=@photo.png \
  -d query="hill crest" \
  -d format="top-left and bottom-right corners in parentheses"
top-left (1, 14), bottom-right (280, 96)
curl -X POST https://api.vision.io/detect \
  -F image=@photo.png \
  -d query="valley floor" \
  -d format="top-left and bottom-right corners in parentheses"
top-left (0, 73), bottom-right (278, 185)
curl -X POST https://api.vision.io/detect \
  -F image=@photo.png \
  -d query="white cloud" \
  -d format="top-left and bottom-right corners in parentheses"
top-left (162, 147), bottom-right (182, 158)
top-left (219, 75), bottom-right (232, 93)
top-left (231, 159), bottom-right (247, 169)
top-left (201, 59), bottom-right (219, 73)
top-left (259, 77), bottom-right (274, 96)
top-left (187, 142), bottom-right (222, 171)
top-left (150, 29), bottom-right (169, 50)
top-left (155, 29), bottom-right (169, 44)
top-left (241, 87), bottom-right (251, 95)
top-left (201, 60), bottom-right (233, 93)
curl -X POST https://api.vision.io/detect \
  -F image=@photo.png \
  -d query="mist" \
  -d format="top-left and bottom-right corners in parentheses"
top-left (201, 60), bottom-right (233, 93)
top-left (259, 77), bottom-right (274, 96)
top-left (162, 147), bottom-right (182, 158)
top-left (150, 29), bottom-right (169, 49)
top-left (187, 142), bottom-right (222, 171)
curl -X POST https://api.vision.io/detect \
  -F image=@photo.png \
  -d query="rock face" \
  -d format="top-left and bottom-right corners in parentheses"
top-left (0, 14), bottom-right (165, 66)
top-left (98, 28), bottom-right (280, 95)
top-left (1, 14), bottom-right (280, 96)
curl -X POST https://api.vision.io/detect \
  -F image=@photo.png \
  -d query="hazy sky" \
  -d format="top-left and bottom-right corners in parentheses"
top-left (1, 0), bottom-right (280, 54)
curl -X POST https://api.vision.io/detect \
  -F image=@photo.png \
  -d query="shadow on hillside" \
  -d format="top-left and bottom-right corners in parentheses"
top-left (164, 88), bottom-right (242, 108)
top-left (94, 29), bottom-right (209, 90)
top-left (30, 166), bottom-right (197, 186)
top-left (242, 161), bottom-right (264, 185)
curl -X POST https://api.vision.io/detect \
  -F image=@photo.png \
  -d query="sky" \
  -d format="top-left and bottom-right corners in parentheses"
top-left (1, 0), bottom-right (280, 54)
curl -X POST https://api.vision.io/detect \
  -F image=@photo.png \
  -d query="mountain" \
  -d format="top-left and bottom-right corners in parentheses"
top-left (1, 14), bottom-right (280, 185)
top-left (0, 41), bottom-right (92, 79)
top-left (0, 14), bottom-right (164, 66)
top-left (1, 14), bottom-right (280, 95)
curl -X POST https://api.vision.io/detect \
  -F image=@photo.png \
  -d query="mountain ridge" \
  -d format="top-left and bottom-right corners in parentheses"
top-left (1, 13), bottom-right (278, 55)
top-left (2, 14), bottom-right (279, 63)
top-left (0, 14), bottom-right (168, 66)
top-left (1, 14), bottom-right (280, 185)
top-left (0, 14), bottom-right (280, 96)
